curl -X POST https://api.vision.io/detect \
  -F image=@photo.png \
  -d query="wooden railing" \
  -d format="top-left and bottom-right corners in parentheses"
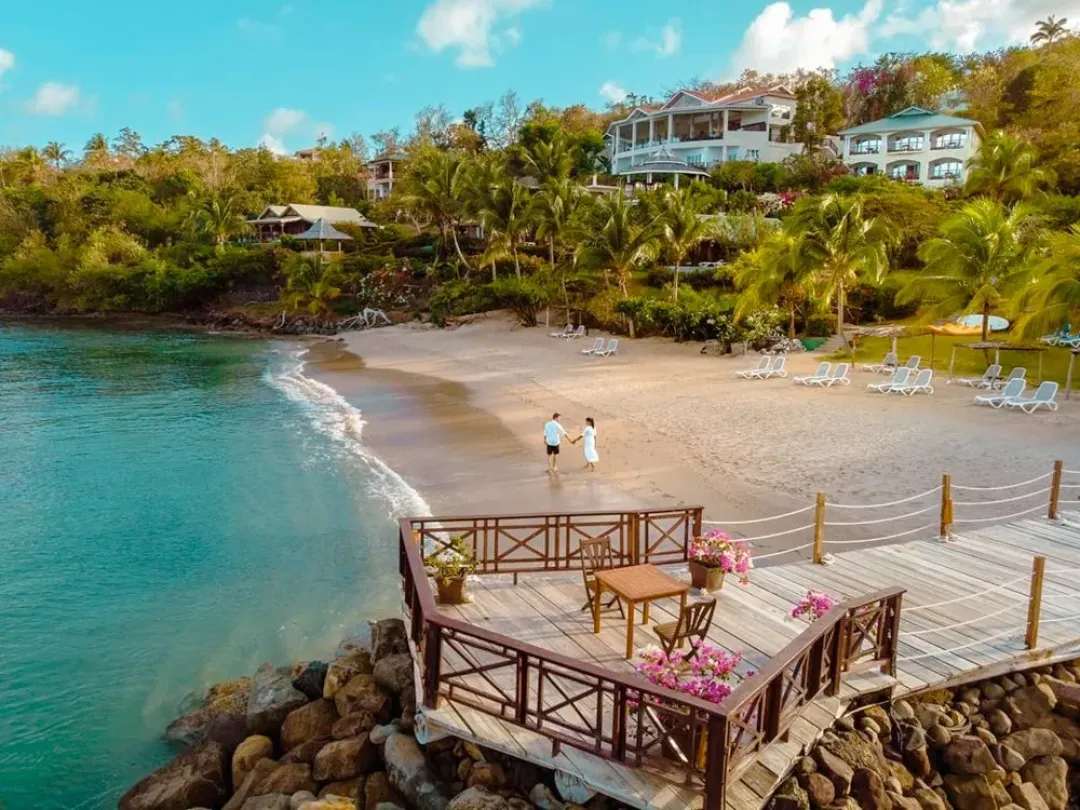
top-left (399, 512), bottom-right (905, 809)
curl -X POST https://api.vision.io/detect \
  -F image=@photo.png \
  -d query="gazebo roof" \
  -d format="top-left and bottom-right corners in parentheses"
top-left (294, 218), bottom-right (354, 241)
top-left (622, 160), bottom-right (710, 177)
top-left (960, 341), bottom-right (1046, 352)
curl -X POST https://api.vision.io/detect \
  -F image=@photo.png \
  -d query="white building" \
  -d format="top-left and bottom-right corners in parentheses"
top-left (605, 86), bottom-right (805, 187)
top-left (838, 107), bottom-right (981, 186)
top-left (367, 154), bottom-right (403, 200)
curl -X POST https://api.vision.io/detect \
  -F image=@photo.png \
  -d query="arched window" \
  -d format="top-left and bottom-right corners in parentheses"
top-left (930, 159), bottom-right (963, 180)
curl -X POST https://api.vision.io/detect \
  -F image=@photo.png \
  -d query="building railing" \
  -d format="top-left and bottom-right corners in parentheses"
top-left (888, 144), bottom-right (925, 153)
top-left (399, 509), bottom-right (904, 809)
top-left (931, 141), bottom-right (966, 150)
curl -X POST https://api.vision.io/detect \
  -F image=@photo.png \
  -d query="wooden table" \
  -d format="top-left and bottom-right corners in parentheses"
top-left (593, 564), bottom-right (690, 658)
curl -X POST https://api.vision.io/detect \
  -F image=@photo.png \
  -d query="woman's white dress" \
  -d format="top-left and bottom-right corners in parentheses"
top-left (582, 426), bottom-right (599, 464)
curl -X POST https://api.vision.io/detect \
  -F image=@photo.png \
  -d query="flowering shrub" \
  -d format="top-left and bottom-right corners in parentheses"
top-left (688, 530), bottom-right (753, 584)
top-left (791, 590), bottom-right (838, 622)
top-left (634, 644), bottom-right (743, 704)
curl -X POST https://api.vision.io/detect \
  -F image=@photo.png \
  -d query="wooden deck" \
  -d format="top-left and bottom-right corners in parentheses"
top-left (406, 510), bottom-right (1080, 810)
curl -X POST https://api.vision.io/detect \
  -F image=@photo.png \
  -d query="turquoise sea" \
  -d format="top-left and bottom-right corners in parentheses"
top-left (0, 323), bottom-right (425, 810)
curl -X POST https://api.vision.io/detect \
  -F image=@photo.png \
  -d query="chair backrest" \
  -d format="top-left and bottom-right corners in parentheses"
top-left (913, 369), bottom-right (933, 387)
top-left (757, 355), bottom-right (771, 370)
top-left (606, 339), bottom-right (618, 352)
top-left (563, 324), bottom-right (574, 334)
top-left (675, 599), bottom-right (717, 643)
top-left (771, 355), bottom-right (786, 372)
top-left (984, 364), bottom-right (1002, 380)
top-left (833, 363), bottom-right (850, 379)
top-left (891, 367), bottom-right (912, 385)
top-left (1033, 381), bottom-right (1059, 402)
top-left (580, 538), bottom-right (615, 587)
top-left (1007, 367), bottom-right (1026, 382)
top-left (812, 362), bottom-right (830, 377)
top-left (905, 355), bottom-right (921, 369)
top-left (883, 352), bottom-right (898, 366)
top-left (997, 378), bottom-right (1025, 399)
top-left (574, 325), bottom-right (586, 336)
top-left (589, 337), bottom-right (604, 351)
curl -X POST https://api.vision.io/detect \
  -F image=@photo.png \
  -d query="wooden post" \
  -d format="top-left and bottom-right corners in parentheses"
top-left (939, 474), bottom-right (952, 539)
top-left (629, 513), bottom-right (641, 565)
top-left (704, 714), bottom-right (728, 810)
top-left (1067, 352), bottom-right (1075, 401)
top-left (948, 346), bottom-right (957, 384)
top-left (1049, 460), bottom-right (1064, 520)
top-left (1026, 555), bottom-right (1046, 650)
top-left (813, 492), bottom-right (826, 564)
top-left (1038, 351), bottom-right (1044, 383)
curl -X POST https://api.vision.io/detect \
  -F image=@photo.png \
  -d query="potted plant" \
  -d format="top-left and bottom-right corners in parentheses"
top-left (424, 536), bottom-right (477, 605)
top-left (791, 590), bottom-right (838, 622)
top-left (688, 530), bottom-right (752, 592)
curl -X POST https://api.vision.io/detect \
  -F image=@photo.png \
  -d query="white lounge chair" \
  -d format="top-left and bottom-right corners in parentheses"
top-left (956, 364), bottom-right (1001, 389)
top-left (580, 337), bottom-right (605, 355)
top-left (735, 356), bottom-right (772, 379)
top-left (868, 367), bottom-right (911, 393)
top-left (550, 324), bottom-right (573, 338)
top-left (893, 368), bottom-right (934, 395)
top-left (903, 355), bottom-right (921, 372)
top-left (993, 367), bottom-right (1026, 390)
top-left (596, 338), bottom-right (619, 357)
top-left (1004, 381), bottom-right (1059, 414)
top-left (974, 378), bottom-right (1025, 408)
top-left (817, 363), bottom-right (851, 387)
top-left (794, 362), bottom-right (831, 385)
top-left (862, 352), bottom-right (898, 373)
top-left (761, 355), bottom-right (788, 378)
top-left (1041, 326), bottom-right (1073, 346)
top-left (568, 325), bottom-right (587, 339)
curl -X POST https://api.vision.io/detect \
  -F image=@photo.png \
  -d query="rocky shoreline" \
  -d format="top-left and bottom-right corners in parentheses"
top-left (119, 619), bottom-right (624, 810)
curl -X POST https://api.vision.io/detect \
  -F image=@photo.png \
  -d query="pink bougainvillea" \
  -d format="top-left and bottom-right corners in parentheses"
top-left (791, 590), bottom-right (838, 622)
top-left (634, 644), bottom-right (744, 704)
top-left (689, 529), bottom-right (753, 585)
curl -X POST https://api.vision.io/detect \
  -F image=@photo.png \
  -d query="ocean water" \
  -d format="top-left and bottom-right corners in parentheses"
top-left (0, 323), bottom-right (425, 810)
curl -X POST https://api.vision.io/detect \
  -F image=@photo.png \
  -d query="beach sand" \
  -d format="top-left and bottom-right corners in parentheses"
top-left (306, 314), bottom-right (1080, 552)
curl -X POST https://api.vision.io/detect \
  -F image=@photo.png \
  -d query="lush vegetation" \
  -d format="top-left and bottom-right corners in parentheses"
top-left (2, 22), bottom-right (1080, 347)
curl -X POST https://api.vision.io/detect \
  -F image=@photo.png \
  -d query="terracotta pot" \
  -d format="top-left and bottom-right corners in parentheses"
top-left (435, 575), bottom-right (467, 604)
top-left (689, 560), bottom-right (725, 592)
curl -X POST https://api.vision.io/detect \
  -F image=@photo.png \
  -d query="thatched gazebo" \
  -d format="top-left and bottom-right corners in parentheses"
top-left (294, 218), bottom-right (353, 252)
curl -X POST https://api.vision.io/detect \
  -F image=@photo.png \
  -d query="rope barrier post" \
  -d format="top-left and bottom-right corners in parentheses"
top-left (1049, 460), bottom-right (1063, 521)
top-left (939, 473), bottom-right (952, 540)
top-left (813, 493), bottom-right (826, 564)
top-left (1025, 555), bottom-right (1046, 650)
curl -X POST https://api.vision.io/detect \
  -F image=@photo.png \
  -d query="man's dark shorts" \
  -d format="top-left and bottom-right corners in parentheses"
top-left (546, 444), bottom-right (560, 456)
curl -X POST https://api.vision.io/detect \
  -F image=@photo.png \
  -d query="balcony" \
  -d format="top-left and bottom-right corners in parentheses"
top-left (888, 144), bottom-right (925, 154)
top-left (849, 147), bottom-right (880, 156)
top-left (931, 140), bottom-right (966, 151)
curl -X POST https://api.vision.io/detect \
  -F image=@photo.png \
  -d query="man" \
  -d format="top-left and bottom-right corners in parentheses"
top-left (543, 412), bottom-right (570, 474)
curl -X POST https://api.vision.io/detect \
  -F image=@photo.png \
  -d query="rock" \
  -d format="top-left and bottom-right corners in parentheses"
top-left (529, 783), bottom-right (567, 810)
top-left (989, 710), bottom-right (1014, 737)
top-left (904, 746), bottom-right (932, 780)
top-left (164, 678), bottom-right (253, 745)
top-left (850, 769), bottom-right (891, 810)
top-left (914, 703), bottom-right (945, 730)
top-left (241, 795), bottom-right (290, 810)
top-left (770, 777), bottom-right (810, 810)
top-left (313, 735), bottom-right (379, 782)
top-left (1005, 686), bottom-right (1058, 731)
top-left (466, 762), bottom-right (506, 790)
top-left (927, 725), bottom-right (952, 748)
top-left (1003, 729), bottom-right (1064, 762)
top-left (804, 772), bottom-right (835, 808)
top-left (281, 700), bottom-right (339, 752)
top-left (334, 675), bottom-right (392, 723)
top-left (814, 747), bottom-right (854, 795)
top-left (447, 786), bottom-right (510, 810)
top-left (794, 756), bottom-right (817, 776)
top-left (886, 760), bottom-right (915, 793)
top-left (248, 664), bottom-right (309, 737)
top-left (384, 733), bottom-right (450, 810)
top-left (984, 683), bottom-right (1007, 700)
top-left (225, 759), bottom-right (281, 810)
top-left (886, 793), bottom-right (921, 810)
top-left (279, 737), bottom-right (330, 765)
top-left (253, 763), bottom-right (317, 797)
top-left (1019, 756), bottom-right (1068, 810)
top-left (299, 799), bottom-right (355, 810)
top-left (998, 745), bottom-right (1027, 772)
top-left (864, 706), bottom-right (892, 736)
top-left (371, 619), bottom-right (409, 663)
top-left (943, 774), bottom-right (998, 810)
top-left (374, 653), bottom-right (414, 697)
top-left (821, 731), bottom-right (888, 772)
top-left (1008, 782), bottom-right (1051, 810)
top-left (318, 778), bottom-right (362, 800)
top-left (944, 737), bottom-right (999, 775)
top-left (292, 662), bottom-right (329, 701)
top-left (976, 727), bottom-right (1000, 747)
top-left (463, 742), bottom-right (486, 761)
top-left (233, 736), bottom-right (275, 790)
top-left (837, 716), bottom-right (856, 732)
top-left (369, 721), bottom-right (401, 745)
top-left (118, 740), bottom-right (229, 810)
top-left (324, 652), bottom-right (374, 700)
top-left (333, 711), bottom-right (378, 740)
top-left (364, 772), bottom-right (399, 810)
top-left (861, 718), bottom-right (883, 737)
top-left (290, 792), bottom-right (317, 810)
top-left (911, 787), bottom-right (947, 810)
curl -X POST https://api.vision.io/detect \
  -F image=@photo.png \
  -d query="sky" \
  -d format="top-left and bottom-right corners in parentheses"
top-left (0, 0), bottom-right (1073, 155)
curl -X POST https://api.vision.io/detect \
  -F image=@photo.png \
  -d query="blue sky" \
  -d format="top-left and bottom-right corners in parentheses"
top-left (0, 0), bottom-right (1064, 154)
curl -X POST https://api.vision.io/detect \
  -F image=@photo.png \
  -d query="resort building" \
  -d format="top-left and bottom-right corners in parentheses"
top-left (838, 107), bottom-right (981, 186)
top-left (246, 204), bottom-right (378, 242)
top-left (605, 86), bottom-right (806, 188)
top-left (367, 154), bottom-right (403, 200)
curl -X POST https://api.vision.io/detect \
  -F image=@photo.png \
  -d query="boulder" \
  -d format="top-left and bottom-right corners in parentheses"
top-left (384, 732), bottom-right (450, 810)
top-left (804, 772), bottom-right (835, 808)
top-left (296, 798), bottom-right (354, 810)
top-left (943, 774), bottom-right (998, 810)
top-left (529, 783), bottom-right (567, 810)
top-left (289, 792), bottom-right (317, 810)
top-left (334, 675), bottom-right (392, 723)
top-left (770, 777), bottom-right (810, 810)
top-left (990, 710), bottom-right (1014, 737)
top-left (318, 778), bottom-right (362, 800)
top-left (1002, 729), bottom-right (1064, 762)
top-left (1005, 686), bottom-right (1058, 731)
top-left (821, 731), bottom-right (888, 772)
top-left (279, 737), bottom-right (330, 765)
top-left (233, 735), bottom-right (275, 789)
top-left (324, 651), bottom-right (374, 701)
top-left (118, 740), bottom-right (229, 810)
top-left (998, 745), bottom-right (1027, 772)
top-left (943, 737), bottom-right (998, 774)
top-left (364, 772), bottom-right (400, 810)
top-left (885, 760), bottom-right (915, 793)
top-left (984, 683), bottom-right (1007, 701)
top-left (904, 746), bottom-right (932, 779)
top-left (1019, 756), bottom-right (1068, 810)
top-left (1044, 677), bottom-right (1080, 707)
top-left (447, 786), bottom-right (510, 810)
top-left (332, 711), bottom-right (378, 740)
top-left (927, 725), bottom-right (952, 748)
top-left (292, 662), bottom-right (329, 701)
top-left (913, 703), bottom-right (946, 730)
top-left (977, 727), bottom-right (1001, 747)
top-left (224, 759), bottom-right (281, 810)
top-left (241, 795), bottom-right (290, 810)
top-left (850, 769), bottom-right (891, 810)
top-left (248, 664), bottom-right (309, 737)
top-left (253, 763), bottom-right (316, 797)
top-left (911, 787), bottom-right (947, 810)
top-left (164, 678), bottom-right (253, 745)
top-left (369, 721), bottom-right (402, 745)
top-left (863, 706), bottom-right (892, 736)
top-left (893, 701), bottom-right (915, 722)
top-left (814, 747), bottom-right (854, 795)
top-left (374, 653), bottom-right (414, 697)
top-left (1008, 782), bottom-right (1051, 810)
top-left (281, 700), bottom-right (339, 752)
top-left (886, 793), bottom-right (921, 810)
top-left (313, 734), bottom-right (379, 782)
top-left (466, 762), bottom-right (506, 790)
top-left (371, 619), bottom-right (409, 663)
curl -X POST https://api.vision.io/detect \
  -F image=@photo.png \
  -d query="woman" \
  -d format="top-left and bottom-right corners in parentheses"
top-left (576, 417), bottom-right (599, 472)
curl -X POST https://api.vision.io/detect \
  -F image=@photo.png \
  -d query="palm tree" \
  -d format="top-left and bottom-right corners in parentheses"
top-left (655, 188), bottom-right (716, 301)
top-left (468, 155), bottom-right (530, 278)
top-left (83, 133), bottom-right (110, 168)
top-left (578, 192), bottom-right (660, 298)
top-left (41, 141), bottom-right (71, 170)
top-left (523, 134), bottom-right (573, 183)
top-left (15, 148), bottom-right (47, 184)
top-left (896, 199), bottom-right (1032, 342)
top-left (283, 254), bottom-right (343, 318)
top-left (735, 231), bottom-right (816, 339)
top-left (791, 194), bottom-right (891, 336)
top-left (1031, 15), bottom-right (1069, 44)
top-left (529, 177), bottom-right (584, 269)
top-left (1014, 225), bottom-right (1080, 339)
top-left (964, 131), bottom-right (1054, 204)
top-left (187, 195), bottom-right (249, 251)
top-left (399, 148), bottom-right (472, 270)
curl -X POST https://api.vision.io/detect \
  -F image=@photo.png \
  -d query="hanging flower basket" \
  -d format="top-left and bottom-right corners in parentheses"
top-left (687, 530), bottom-right (752, 590)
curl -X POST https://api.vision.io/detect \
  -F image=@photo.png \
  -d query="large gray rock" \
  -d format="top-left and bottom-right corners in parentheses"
top-left (943, 774), bottom-right (998, 810)
top-left (383, 732), bottom-right (450, 810)
top-left (1008, 781), bottom-right (1052, 810)
top-left (232, 735), bottom-right (274, 790)
top-left (324, 652), bottom-right (373, 701)
top-left (252, 763), bottom-right (316, 797)
top-left (1019, 756), bottom-right (1068, 810)
top-left (248, 664), bottom-right (309, 736)
top-left (281, 699), bottom-right (339, 752)
top-left (943, 737), bottom-right (999, 775)
top-left (118, 741), bottom-right (229, 810)
top-left (374, 654), bottom-right (414, 697)
top-left (312, 734), bottom-right (379, 782)
top-left (850, 769), bottom-right (890, 810)
top-left (164, 679), bottom-right (252, 746)
top-left (1003, 729), bottom-right (1064, 763)
top-left (813, 747), bottom-right (854, 795)
top-left (371, 619), bottom-right (409, 663)
top-left (224, 759), bottom-right (281, 810)
top-left (241, 795), bottom-right (290, 810)
top-left (447, 787), bottom-right (509, 810)
top-left (333, 674), bottom-right (391, 723)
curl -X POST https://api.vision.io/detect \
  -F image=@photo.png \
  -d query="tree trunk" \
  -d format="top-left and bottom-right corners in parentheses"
top-left (549, 238), bottom-right (556, 270)
top-left (982, 302), bottom-right (990, 342)
top-left (491, 261), bottom-right (497, 283)
top-left (513, 241), bottom-right (521, 278)
top-left (450, 227), bottom-right (471, 271)
top-left (672, 251), bottom-right (682, 302)
top-left (836, 284), bottom-right (846, 337)
top-left (789, 303), bottom-right (797, 339)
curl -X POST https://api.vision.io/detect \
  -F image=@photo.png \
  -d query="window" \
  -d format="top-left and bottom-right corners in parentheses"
top-left (851, 138), bottom-right (881, 155)
top-left (854, 164), bottom-right (877, 176)
top-left (727, 112), bottom-right (743, 131)
top-left (746, 149), bottom-right (760, 162)
top-left (890, 163), bottom-right (919, 180)
top-left (930, 160), bottom-right (962, 180)
top-left (890, 135), bottom-right (924, 152)
top-left (727, 147), bottom-right (741, 161)
top-left (932, 133), bottom-right (966, 150)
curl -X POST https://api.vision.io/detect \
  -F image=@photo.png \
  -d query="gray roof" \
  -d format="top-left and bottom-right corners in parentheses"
top-left (283, 204), bottom-right (378, 228)
top-left (621, 160), bottom-right (710, 176)
top-left (294, 218), bottom-right (354, 241)
top-left (839, 106), bottom-right (979, 136)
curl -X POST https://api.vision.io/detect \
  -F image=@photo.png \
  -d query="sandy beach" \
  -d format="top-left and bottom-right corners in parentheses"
top-left (306, 314), bottom-right (1080, 552)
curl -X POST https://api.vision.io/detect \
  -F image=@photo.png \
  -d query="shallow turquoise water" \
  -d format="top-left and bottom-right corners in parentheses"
top-left (0, 323), bottom-right (423, 810)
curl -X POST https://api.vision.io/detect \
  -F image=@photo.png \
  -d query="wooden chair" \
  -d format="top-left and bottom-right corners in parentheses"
top-left (654, 599), bottom-right (716, 658)
top-left (579, 538), bottom-right (624, 619)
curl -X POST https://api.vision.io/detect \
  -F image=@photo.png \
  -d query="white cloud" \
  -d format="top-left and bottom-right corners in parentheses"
top-left (732, 0), bottom-right (882, 73)
top-left (257, 134), bottom-right (287, 155)
top-left (603, 30), bottom-right (622, 51)
top-left (600, 81), bottom-right (628, 104)
top-left (882, 0), bottom-right (1080, 51)
top-left (0, 49), bottom-right (14, 81)
top-left (632, 18), bottom-right (682, 58)
top-left (25, 82), bottom-right (81, 116)
top-left (167, 98), bottom-right (184, 124)
top-left (265, 107), bottom-right (308, 136)
top-left (416, 0), bottom-right (546, 68)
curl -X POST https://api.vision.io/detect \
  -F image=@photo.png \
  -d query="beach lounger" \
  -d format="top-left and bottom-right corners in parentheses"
top-left (993, 367), bottom-right (1026, 390)
top-left (893, 368), bottom-right (934, 395)
top-left (1040, 325), bottom-right (1072, 346)
top-left (550, 324), bottom-right (574, 338)
top-left (956, 364), bottom-right (1001, 389)
top-left (735, 356), bottom-right (772, 379)
top-left (761, 354), bottom-right (787, 378)
top-left (903, 355), bottom-right (921, 371)
top-left (1004, 381), bottom-right (1059, 414)
top-left (580, 337), bottom-right (605, 355)
top-left (596, 338), bottom-right (619, 357)
top-left (568, 325), bottom-right (587, 339)
top-left (817, 363), bottom-right (851, 387)
top-left (974, 378), bottom-right (1025, 407)
top-left (862, 352), bottom-right (898, 373)
top-left (794, 362), bottom-right (831, 385)
top-left (868, 367), bottom-right (911, 393)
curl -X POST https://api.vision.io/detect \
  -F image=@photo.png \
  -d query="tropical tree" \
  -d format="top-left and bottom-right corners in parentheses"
top-left (399, 147), bottom-right (472, 270)
top-left (655, 188), bottom-right (716, 301)
top-left (83, 133), bottom-right (110, 168)
top-left (1015, 225), bottom-right (1080, 339)
top-left (896, 199), bottom-right (1032, 342)
top-left (791, 194), bottom-right (891, 335)
top-left (468, 155), bottom-right (530, 278)
top-left (41, 142), bottom-right (72, 170)
top-left (522, 133), bottom-right (573, 183)
top-left (965, 131), bottom-right (1055, 204)
top-left (578, 192), bottom-right (660, 298)
top-left (529, 177), bottom-right (585, 269)
top-left (186, 195), bottom-right (249, 251)
top-left (1031, 16), bottom-right (1069, 45)
top-left (734, 231), bottom-right (816, 338)
top-left (283, 254), bottom-right (343, 318)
